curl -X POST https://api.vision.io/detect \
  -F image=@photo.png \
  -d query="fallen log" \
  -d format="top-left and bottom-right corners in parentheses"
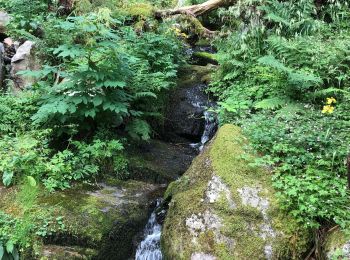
top-left (155, 0), bottom-right (236, 18)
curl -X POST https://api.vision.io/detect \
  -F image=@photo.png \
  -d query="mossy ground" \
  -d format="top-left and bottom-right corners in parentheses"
top-left (161, 124), bottom-right (312, 259)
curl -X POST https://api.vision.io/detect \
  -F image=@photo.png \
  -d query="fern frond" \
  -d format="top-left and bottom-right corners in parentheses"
top-left (255, 97), bottom-right (291, 110)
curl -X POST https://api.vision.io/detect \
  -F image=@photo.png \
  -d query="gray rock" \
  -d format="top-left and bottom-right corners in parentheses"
top-left (162, 124), bottom-right (312, 259)
top-left (191, 253), bottom-right (217, 260)
top-left (325, 229), bottom-right (350, 260)
top-left (0, 11), bottom-right (10, 33)
top-left (0, 43), bottom-right (4, 89)
top-left (10, 41), bottom-right (40, 92)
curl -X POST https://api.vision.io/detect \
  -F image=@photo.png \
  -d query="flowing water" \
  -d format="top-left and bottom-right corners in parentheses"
top-left (135, 107), bottom-right (217, 259)
top-left (135, 45), bottom-right (218, 259)
top-left (135, 200), bottom-right (163, 260)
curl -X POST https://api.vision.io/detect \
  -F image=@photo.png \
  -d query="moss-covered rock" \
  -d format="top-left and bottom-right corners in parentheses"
top-left (192, 52), bottom-right (218, 66)
top-left (1, 180), bottom-right (164, 260)
top-left (324, 228), bottom-right (350, 259)
top-left (161, 124), bottom-right (312, 259)
top-left (40, 245), bottom-right (97, 260)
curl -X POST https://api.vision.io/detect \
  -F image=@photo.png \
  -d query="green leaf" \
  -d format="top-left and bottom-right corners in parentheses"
top-left (27, 176), bottom-right (37, 187)
top-left (0, 244), bottom-right (4, 259)
top-left (2, 171), bottom-right (13, 187)
top-left (5, 241), bottom-right (13, 254)
top-left (92, 96), bottom-right (103, 107)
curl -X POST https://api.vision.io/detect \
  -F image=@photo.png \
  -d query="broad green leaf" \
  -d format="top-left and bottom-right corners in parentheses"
top-left (2, 171), bottom-right (13, 187)
top-left (27, 176), bottom-right (37, 187)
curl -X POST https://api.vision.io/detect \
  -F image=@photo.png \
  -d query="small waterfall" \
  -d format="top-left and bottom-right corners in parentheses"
top-left (135, 200), bottom-right (163, 260)
top-left (200, 110), bottom-right (218, 147)
top-left (190, 110), bottom-right (218, 151)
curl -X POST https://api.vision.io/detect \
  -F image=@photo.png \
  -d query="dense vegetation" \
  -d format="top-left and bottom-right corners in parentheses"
top-left (0, 0), bottom-right (349, 258)
top-left (211, 0), bottom-right (350, 231)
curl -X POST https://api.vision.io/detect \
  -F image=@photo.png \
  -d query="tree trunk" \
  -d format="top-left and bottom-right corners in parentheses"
top-left (155, 0), bottom-right (236, 18)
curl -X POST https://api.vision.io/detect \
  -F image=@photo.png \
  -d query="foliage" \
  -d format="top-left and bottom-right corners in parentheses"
top-left (0, 179), bottom-right (66, 259)
top-left (211, 0), bottom-right (350, 230)
top-left (0, 130), bottom-right (126, 191)
top-left (0, 94), bottom-right (38, 136)
top-left (27, 10), bottom-right (182, 139)
top-left (0, 0), bottom-right (49, 38)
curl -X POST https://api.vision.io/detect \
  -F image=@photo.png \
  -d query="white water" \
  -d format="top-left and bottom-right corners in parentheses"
top-left (135, 201), bottom-right (163, 260)
top-left (191, 110), bottom-right (218, 151)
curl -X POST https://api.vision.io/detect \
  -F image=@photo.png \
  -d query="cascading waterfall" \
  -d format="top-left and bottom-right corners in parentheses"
top-left (135, 200), bottom-right (163, 260)
top-left (199, 110), bottom-right (218, 150)
top-left (190, 110), bottom-right (218, 151)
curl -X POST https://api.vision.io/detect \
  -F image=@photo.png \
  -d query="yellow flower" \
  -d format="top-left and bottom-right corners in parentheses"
top-left (326, 97), bottom-right (336, 105)
top-left (322, 105), bottom-right (335, 114)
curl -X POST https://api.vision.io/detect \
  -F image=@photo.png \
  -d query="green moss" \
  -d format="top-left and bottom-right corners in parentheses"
top-left (193, 52), bottom-right (218, 65)
top-left (125, 3), bottom-right (154, 17)
top-left (162, 124), bottom-right (312, 259)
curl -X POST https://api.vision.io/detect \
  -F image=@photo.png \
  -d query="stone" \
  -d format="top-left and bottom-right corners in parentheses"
top-left (191, 253), bottom-right (217, 260)
top-left (0, 11), bottom-right (10, 33)
top-left (41, 245), bottom-right (97, 260)
top-left (4, 37), bottom-right (13, 47)
top-left (161, 124), bottom-right (312, 259)
top-left (10, 41), bottom-right (40, 92)
top-left (0, 43), bottom-right (4, 89)
top-left (164, 65), bottom-right (216, 141)
top-left (324, 229), bottom-right (350, 259)
top-left (1, 180), bottom-right (164, 259)
top-left (127, 139), bottom-right (196, 183)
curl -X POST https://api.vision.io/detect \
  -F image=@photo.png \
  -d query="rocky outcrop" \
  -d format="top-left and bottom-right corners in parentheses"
top-left (1, 180), bottom-right (165, 260)
top-left (324, 229), bottom-right (350, 259)
top-left (10, 40), bottom-right (40, 92)
top-left (161, 124), bottom-right (312, 259)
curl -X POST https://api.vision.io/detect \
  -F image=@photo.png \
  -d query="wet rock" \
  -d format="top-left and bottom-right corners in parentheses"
top-left (191, 252), bottom-right (217, 260)
top-left (10, 41), bottom-right (40, 92)
top-left (161, 124), bottom-right (312, 259)
top-left (324, 229), bottom-right (350, 259)
top-left (127, 139), bottom-right (196, 183)
top-left (164, 65), bottom-right (216, 141)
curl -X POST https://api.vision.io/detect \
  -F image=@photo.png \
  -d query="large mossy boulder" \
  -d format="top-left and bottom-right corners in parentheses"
top-left (161, 124), bottom-right (312, 259)
top-left (1, 180), bottom-right (164, 260)
top-left (324, 229), bottom-right (350, 259)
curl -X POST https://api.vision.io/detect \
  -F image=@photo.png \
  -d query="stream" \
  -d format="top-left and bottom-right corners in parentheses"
top-left (135, 80), bottom-right (218, 259)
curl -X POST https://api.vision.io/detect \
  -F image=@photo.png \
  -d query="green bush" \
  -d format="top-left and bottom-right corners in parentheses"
top-left (26, 9), bottom-right (182, 139)
top-left (0, 130), bottom-right (127, 191)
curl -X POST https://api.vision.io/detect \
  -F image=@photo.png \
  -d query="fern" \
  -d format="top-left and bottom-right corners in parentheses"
top-left (255, 97), bottom-right (291, 110)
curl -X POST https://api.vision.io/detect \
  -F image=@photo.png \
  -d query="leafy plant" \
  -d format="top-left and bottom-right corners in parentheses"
top-left (27, 9), bottom-right (182, 140)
